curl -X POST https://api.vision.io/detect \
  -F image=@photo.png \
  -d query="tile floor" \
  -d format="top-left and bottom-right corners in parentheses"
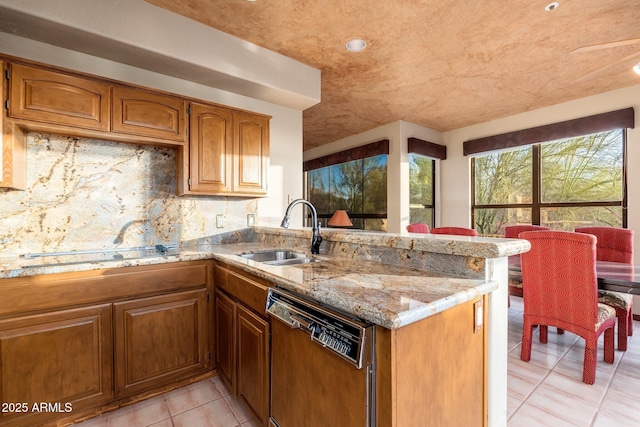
top-left (74, 296), bottom-right (640, 427)
top-left (507, 295), bottom-right (640, 426)
top-left (72, 376), bottom-right (258, 427)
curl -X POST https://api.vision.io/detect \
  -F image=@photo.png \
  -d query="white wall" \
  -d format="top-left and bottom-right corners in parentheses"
top-left (0, 33), bottom-right (305, 228)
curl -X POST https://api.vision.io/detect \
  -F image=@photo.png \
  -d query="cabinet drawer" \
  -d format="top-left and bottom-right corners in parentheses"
top-left (112, 86), bottom-right (187, 142)
top-left (9, 63), bottom-right (110, 131)
top-left (0, 261), bottom-right (213, 318)
top-left (215, 264), bottom-right (269, 316)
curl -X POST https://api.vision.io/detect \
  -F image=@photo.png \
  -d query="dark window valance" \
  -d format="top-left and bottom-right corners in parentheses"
top-left (303, 139), bottom-right (389, 171)
top-left (408, 137), bottom-right (447, 160)
top-left (463, 107), bottom-right (635, 156)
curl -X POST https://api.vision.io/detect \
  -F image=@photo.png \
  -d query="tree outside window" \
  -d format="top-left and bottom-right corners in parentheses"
top-left (307, 155), bottom-right (387, 231)
top-left (472, 130), bottom-right (625, 235)
top-left (409, 154), bottom-right (435, 228)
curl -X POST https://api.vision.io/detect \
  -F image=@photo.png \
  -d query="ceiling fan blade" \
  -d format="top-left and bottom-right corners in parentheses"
top-left (574, 50), bottom-right (640, 82)
top-left (571, 37), bottom-right (640, 54)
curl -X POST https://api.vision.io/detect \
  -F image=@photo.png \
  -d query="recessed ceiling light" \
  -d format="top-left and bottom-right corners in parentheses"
top-left (634, 62), bottom-right (640, 75)
top-left (545, 2), bottom-right (559, 11)
top-left (346, 39), bottom-right (367, 52)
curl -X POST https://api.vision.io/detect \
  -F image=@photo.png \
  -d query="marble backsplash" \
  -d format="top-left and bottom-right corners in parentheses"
top-left (0, 132), bottom-right (259, 256)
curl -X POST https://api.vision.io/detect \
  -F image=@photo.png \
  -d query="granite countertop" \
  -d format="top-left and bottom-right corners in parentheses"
top-left (0, 236), bottom-right (503, 329)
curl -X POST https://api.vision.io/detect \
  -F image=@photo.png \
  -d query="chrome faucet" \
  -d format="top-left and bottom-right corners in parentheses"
top-left (280, 199), bottom-right (322, 254)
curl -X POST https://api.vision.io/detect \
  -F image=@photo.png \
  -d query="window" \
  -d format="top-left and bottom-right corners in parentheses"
top-left (307, 154), bottom-right (388, 231)
top-left (409, 154), bottom-right (435, 228)
top-left (472, 129), bottom-right (626, 234)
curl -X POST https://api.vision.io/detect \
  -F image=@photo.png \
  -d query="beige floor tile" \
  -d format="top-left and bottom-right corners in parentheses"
top-left (524, 372), bottom-right (605, 425)
top-left (507, 394), bottom-right (524, 418)
top-left (165, 379), bottom-right (223, 416)
top-left (148, 418), bottom-right (175, 427)
top-left (240, 420), bottom-right (260, 427)
top-left (507, 356), bottom-right (549, 400)
top-left (72, 414), bottom-right (108, 426)
top-left (595, 387), bottom-right (640, 426)
top-left (105, 396), bottom-right (171, 427)
top-left (172, 399), bottom-right (239, 427)
top-left (223, 394), bottom-right (253, 424)
top-left (211, 376), bottom-right (232, 396)
top-left (508, 402), bottom-right (582, 427)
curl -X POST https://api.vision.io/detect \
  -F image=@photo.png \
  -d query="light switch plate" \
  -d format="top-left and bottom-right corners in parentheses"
top-left (216, 214), bottom-right (224, 228)
top-left (247, 214), bottom-right (255, 227)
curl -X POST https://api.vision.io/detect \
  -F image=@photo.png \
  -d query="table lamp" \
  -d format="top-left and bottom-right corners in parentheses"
top-left (328, 210), bottom-right (353, 227)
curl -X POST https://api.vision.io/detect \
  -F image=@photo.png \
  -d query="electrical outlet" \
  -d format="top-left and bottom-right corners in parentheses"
top-left (247, 214), bottom-right (255, 227)
top-left (216, 214), bottom-right (224, 228)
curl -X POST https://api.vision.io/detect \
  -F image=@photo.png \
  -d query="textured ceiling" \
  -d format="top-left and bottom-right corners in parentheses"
top-left (145, 0), bottom-right (640, 151)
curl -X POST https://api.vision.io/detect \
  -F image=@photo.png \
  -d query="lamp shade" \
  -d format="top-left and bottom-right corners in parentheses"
top-left (328, 210), bottom-right (353, 227)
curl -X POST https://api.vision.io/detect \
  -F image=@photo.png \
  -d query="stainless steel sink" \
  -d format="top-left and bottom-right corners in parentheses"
top-left (238, 249), bottom-right (318, 266)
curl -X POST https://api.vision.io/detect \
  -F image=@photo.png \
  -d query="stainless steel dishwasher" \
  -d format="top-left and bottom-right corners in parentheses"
top-left (266, 287), bottom-right (375, 427)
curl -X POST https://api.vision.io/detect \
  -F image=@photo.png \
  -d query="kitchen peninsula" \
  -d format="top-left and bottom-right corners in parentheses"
top-left (0, 227), bottom-right (529, 427)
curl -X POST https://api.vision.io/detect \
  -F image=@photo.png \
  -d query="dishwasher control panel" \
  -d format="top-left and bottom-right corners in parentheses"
top-left (266, 288), bottom-right (369, 368)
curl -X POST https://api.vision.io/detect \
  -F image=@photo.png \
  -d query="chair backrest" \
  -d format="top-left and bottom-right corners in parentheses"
top-left (520, 231), bottom-right (599, 330)
top-left (504, 225), bottom-right (549, 238)
top-left (430, 226), bottom-right (478, 236)
top-left (406, 223), bottom-right (430, 233)
top-left (574, 226), bottom-right (634, 264)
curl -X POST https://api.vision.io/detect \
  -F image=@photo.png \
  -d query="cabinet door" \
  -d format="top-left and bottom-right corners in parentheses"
top-left (237, 303), bottom-right (270, 426)
top-left (214, 289), bottom-right (236, 393)
top-left (0, 304), bottom-right (113, 427)
top-left (188, 102), bottom-right (233, 193)
top-left (112, 86), bottom-right (187, 142)
top-left (233, 111), bottom-right (269, 195)
top-left (114, 289), bottom-right (208, 397)
top-left (8, 63), bottom-right (110, 131)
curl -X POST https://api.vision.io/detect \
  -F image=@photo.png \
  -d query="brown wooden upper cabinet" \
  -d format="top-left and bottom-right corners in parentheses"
top-left (8, 63), bottom-right (110, 131)
top-left (184, 102), bottom-right (269, 196)
top-left (2, 56), bottom-right (270, 195)
top-left (112, 86), bottom-right (187, 143)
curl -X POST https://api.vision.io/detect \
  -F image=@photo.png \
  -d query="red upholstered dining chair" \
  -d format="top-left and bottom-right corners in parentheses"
top-left (519, 231), bottom-right (616, 384)
top-left (504, 225), bottom-right (550, 299)
top-left (406, 223), bottom-right (430, 233)
top-left (575, 226), bottom-right (634, 351)
top-left (430, 226), bottom-right (478, 236)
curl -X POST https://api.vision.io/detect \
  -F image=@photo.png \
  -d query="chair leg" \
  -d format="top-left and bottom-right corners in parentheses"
top-left (604, 327), bottom-right (615, 364)
top-left (629, 304), bottom-right (634, 337)
top-left (539, 325), bottom-right (548, 343)
top-left (557, 328), bottom-right (564, 334)
top-left (615, 307), bottom-right (628, 351)
top-left (521, 320), bottom-right (533, 362)
top-left (583, 338), bottom-right (598, 385)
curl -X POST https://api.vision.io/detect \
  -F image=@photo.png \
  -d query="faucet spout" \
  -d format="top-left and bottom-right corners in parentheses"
top-left (281, 199), bottom-right (322, 254)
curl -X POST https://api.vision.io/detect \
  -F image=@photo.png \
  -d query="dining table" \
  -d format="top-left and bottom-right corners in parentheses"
top-left (508, 256), bottom-right (640, 295)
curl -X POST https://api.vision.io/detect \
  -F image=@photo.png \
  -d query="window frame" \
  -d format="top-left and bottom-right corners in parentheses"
top-left (471, 129), bottom-right (628, 230)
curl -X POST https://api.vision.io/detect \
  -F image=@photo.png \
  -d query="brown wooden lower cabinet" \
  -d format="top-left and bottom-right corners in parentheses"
top-left (0, 304), bottom-right (113, 427)
top-left (375, 296), bottom-right (488, 427)
top-left (113, 289), bottom-right (210, 397)
top-left (236, 303), bottom-right (269, 426)
top-left (215, 288), bottom-right (270, 427)
top-left (214, 263), bottom-right (270, 427)
top-left (0, 260), bottom-right (214, 427)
